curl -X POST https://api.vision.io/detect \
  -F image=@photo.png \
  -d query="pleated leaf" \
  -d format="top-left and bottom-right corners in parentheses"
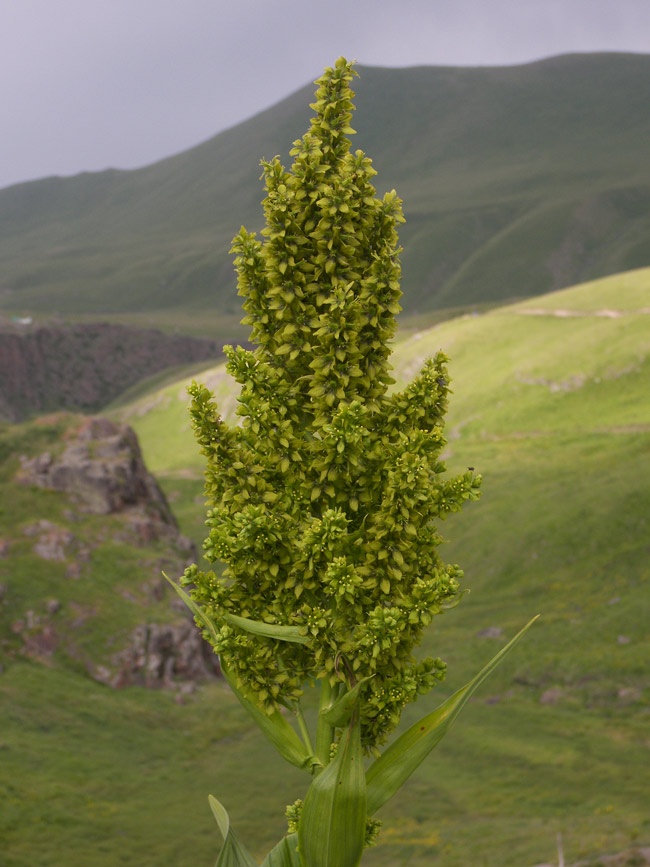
top-left (224, 612), bottom-right (309, 644)
top-left (298, 710), bottom-right (366, 867)
top-left (221, 657), bottom-right (320, 774)
top-left (320, 677), bottom-right (373, 728)
top-left (366, 615), bottom-right (540, 815)
top-left (260, 834), bottom-right (300, 867)
top-left (208, 795), bottom-right (258, 867)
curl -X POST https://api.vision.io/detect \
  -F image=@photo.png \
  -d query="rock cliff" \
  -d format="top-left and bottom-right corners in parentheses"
top-left (0, 321), bottom-right (225, 421)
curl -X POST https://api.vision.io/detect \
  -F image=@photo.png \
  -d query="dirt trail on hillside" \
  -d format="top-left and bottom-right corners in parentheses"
top-left (517, 307), bottom-right (650, 318)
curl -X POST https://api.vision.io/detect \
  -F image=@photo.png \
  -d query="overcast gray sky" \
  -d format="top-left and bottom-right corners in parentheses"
top-left (2, 0), bottom-right (649, 190)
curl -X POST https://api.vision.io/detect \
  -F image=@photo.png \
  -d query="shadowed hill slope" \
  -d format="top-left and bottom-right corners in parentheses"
top-left (1, 52), bottom-right (649, 321)
top-left (0, 322), bottom-right (227, 422)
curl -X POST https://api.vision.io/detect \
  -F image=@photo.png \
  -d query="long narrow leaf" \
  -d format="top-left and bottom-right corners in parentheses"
top-left (164, 575), bottom-right (318, 768)
top-left (320, 677), bottom-right (373, 728)
top-left (162, 574), bottom-right (307, 646)
top-left (221, 657), bottom-right (320, 774)
top-left (209, 794), bottom-right (231, 840)
top-left (162, 572), bottom-right (220, 645)
top-left (208, 795), bottom-right (258, 867)
top-left (224, 612), bottom-right (309, 644)
top-left (298, 710), bottom-right (366, 867)
top-left (260, 834), bottom-right (300, 867)
top-left (366, 615), bottom-right (539, 815)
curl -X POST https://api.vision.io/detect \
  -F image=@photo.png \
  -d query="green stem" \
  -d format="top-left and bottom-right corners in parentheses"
top-left (295, 703), bottom-right (315, 757)
top-left (315, 677), bottom-right (333, 768)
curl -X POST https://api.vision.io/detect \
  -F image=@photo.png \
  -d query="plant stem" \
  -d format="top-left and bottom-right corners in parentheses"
top-left (315, 677), bottom-right (333, 769)
top-left (295, 703), bottom-right (315, 757)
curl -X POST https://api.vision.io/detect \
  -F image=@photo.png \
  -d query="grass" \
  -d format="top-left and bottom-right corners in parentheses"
top-left (0, 663), bottom-right (300, 866)
top-left (0, 415), bottom-right (194, 682)
top-left (1, 54), bottom-right (650, 324)
top-left (2, 267), bottom-right (650, 864)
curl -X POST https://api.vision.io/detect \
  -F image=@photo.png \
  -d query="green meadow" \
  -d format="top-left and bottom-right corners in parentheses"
top-left (1, 267), bottom-right (649, 865)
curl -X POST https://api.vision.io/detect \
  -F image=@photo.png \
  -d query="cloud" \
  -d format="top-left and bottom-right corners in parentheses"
top-left (2, 0), bottom-right (649, 189)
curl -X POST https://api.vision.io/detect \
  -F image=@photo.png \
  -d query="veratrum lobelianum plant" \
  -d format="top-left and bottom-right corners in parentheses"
top-left (167, 57), bottom-right (537, 867)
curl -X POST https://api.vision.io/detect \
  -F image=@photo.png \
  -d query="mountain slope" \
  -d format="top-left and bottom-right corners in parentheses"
top-left (1, 53), bottom-right (649, 323)
top-left (2, 268), bottom-right (649, 865)
top-left (109, 266), bottom-right (650, 865)
top-left (116, 266), bottom-right (650, 480)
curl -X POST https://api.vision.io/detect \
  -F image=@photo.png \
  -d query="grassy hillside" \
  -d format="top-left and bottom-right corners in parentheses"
top-left (0, 416), bottom-right (197, 677)
top-left (115, 266), bottom-right (650, 864)
top-left (1, 53), bottom-right (650, 330)
top-left (117, 265), bottom-right (650, 484)
top-left (2, 268), bottom-right (649, 866)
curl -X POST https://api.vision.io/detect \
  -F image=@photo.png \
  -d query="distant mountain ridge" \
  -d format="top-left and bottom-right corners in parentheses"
top-left (1, 52), bottom-right (649, 321)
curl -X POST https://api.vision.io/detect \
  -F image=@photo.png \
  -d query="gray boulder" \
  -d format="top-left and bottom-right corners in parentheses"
top-left (17, 417), bottom-right (176, 521)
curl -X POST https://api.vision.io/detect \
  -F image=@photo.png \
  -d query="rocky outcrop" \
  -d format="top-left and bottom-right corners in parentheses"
top-left (0, 322), bottom-right (226, 421)
top-left (95, 621), bottom-right (220, 690)
top-left (8, 591), bottom-right (221, 691)
top-left (16, 417), bottom-right (189, 548)
top-left (23, 519), bottom-right (80, 561)
top-left (6, 415), bottom-right (219, 689)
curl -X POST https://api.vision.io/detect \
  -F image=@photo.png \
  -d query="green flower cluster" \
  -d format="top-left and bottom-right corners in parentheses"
top-left (183, 58), bottom-right (481, 750)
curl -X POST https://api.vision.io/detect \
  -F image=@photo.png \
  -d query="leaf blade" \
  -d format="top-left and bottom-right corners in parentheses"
top-left (162, 574), bottom-right (308, 646)
top-left (221, 657), bottom-right (320, 774)
top-left (298, 711), bottom-right (366, 867)
top-left (366, 615), bottom-right (539, 815)
top-left (260, 834), bottom-right (300, 867)
top-left (320, 677), bottom-right (373, 727)
top-left (224, 612), bottom-right (309, 645)
top-left (209, 794), bottom-right (230, 840)
top-left (208, 796), bottom-right (259, 867)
